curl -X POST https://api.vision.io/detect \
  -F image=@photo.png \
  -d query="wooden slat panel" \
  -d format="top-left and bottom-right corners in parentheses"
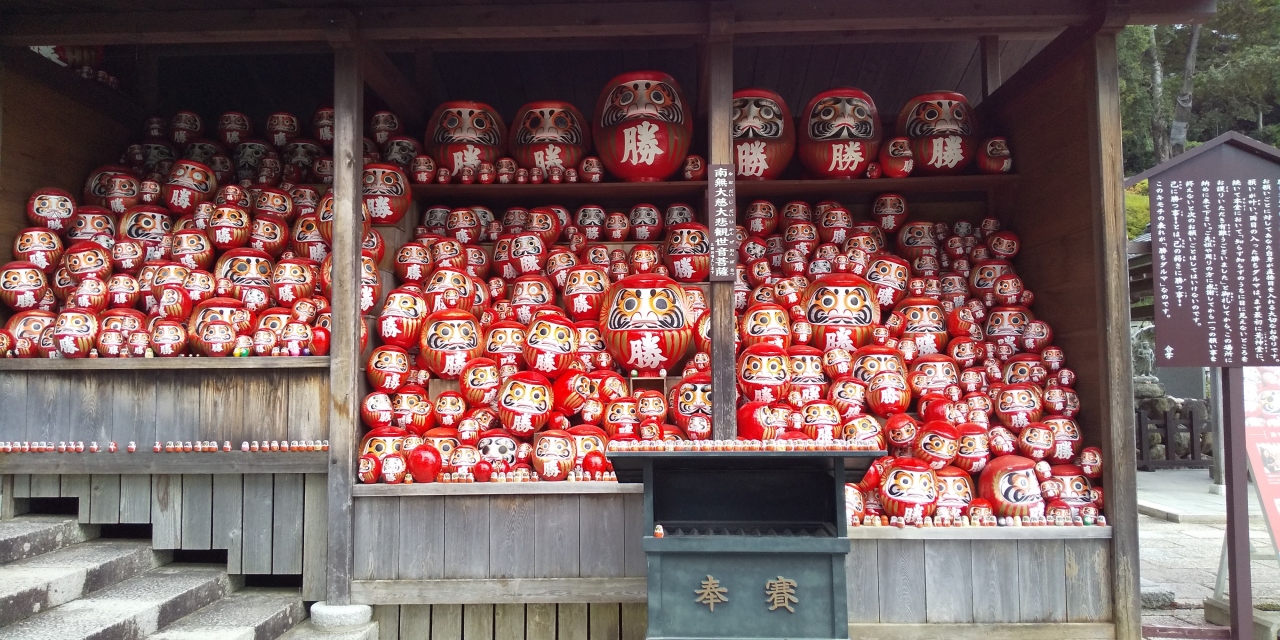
top-left (535, 496), bottom-right (580, 578)
top-left (0, 373), bottom-right (27, 445)
top-left (588, 603), bottom-right (621, 640)
top-left (558, 603), bottom-right (588, 640)
top-left (463, 604), bottom-right (495, 640)
top-left (288, 371), bottom-right (329, 441)
top-left (432, 604), bottom-right (464, 640)
top-left (354, 496), bottom-right (400, 580)
top-left (199, 372), bottom-right (243, 443)
top-left (846, 539), bottom-right (879, 623)
top-left (212, 473), bottom-right (243, 573)
top-left (399, 604), bottom-right (431, 640)
top-left (88, 474), bottom-right (120, 524)
top-left (245, 372), bottom-right (289, 446)
top-left (374, 605), bottom-right (400, 640)
top-left (620, 603), bottom-right (646, 640)
top-left (60, 474), bottom-right (91, 521)
top-left (579, 495), bottom-right (624, 578)
top-left (488, 495), bottom-right (536, 579)
top-left (28, 474), bottom-right (59, 499)
top-left (179, 474), bottom-right (213, 550)
top-left (877, 539), bottom-right (926, 623)
top-left (11, 474), bottom-right (29, 499)
top-left (494, 603), bottom-right (525, 640)
top-left (70, 372), bottom-right (110, 446)
top-left (151, 473), bottom-right (182, 549)
top-left (241, 473), bottom-right (274, 574)
top-left (622, 490), bottom-right (644, 578)
top-left (1065, 539), bottom-right (1113, 622)
top-left (444, 495), bottom-right (490, 579)
top-left (924, 539), bottom-right (974, 623)
top-left (157, 370), bottom-right (198, 446)
top-left (971, 540), bottom-right (1020, 622)
top-left (350, 578), bottom-right (646, 605)
top-left (397, 496), bottom-right (445, 580)
top-left (1018, 539), bottom-right (1067, 622)
top-left (303, 472), bottom-right (328, 599)
top-left (526, 603), bottom-right (556, 640)
top-left (26, 374), bottom-right (68, 449)
top-left (109, 371), bottom-right (154, 447)
top-left (118, 474), bottom-right (150, 523)
top-left (272, 473), bottom-right (304, 574)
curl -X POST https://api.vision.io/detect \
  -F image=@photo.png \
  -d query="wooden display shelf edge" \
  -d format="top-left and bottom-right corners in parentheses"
top-left (412, 180), bottom-right (707, 201)
top-left (0, 451), bottom-right (329, 474)
top-left (350, 577), bottom-right (647, 605)
top-left (0, 356), bottom-right (331, 371)
top-left (736, 174), bottom-right (1018, 198)
top-left (847, 622), bottom-right (1115, 640)
top-left (352, 481), bottom-right (642, 496)
top-left (844, 525), bottom-right (1112, 540)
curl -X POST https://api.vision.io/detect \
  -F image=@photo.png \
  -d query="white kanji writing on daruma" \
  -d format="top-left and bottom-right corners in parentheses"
top-left (534, 145), bottom-right (564, 170)
top-left (621, 122), bottom-right (663, 165)
top-left (170, 190), bottom-right (192, 209)
top-left (452, 145), bottom-right (482, 173)
top-left (827, 141), bottom-right (864, 172)
top-left (573, 296), bottom-right (591, 314)
top-left (928, 136), bottom-right (965, 169)
top-left (443, 352), bottom-right (467, 377)
top-left (737, 141), bottom-right (769, 177)
top-left (367, 196), bottom-right (394, 220)
top-left (628, 333), bottom-right (666, 370)
top-left (673, 258), bottom-right (695, 280)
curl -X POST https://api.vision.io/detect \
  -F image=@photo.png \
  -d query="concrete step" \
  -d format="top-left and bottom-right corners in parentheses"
top-left (147, 588), bottom-right (305, 640)
top-left (0, 516), bottom-right (98, 565)
top-left (0, 564), bottom-right (238, 640)
top-left (0, 539), bottom-right (166, 627)
top-left (275, 621), bottom-right (378, 640)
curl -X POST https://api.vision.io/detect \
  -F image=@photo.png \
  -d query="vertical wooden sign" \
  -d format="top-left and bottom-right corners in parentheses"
top-left (708, 164), bottom-right (737, 281)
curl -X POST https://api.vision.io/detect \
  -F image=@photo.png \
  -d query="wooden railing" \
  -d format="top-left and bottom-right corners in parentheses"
top-left (1135, 406), bottom-right (1213, 470)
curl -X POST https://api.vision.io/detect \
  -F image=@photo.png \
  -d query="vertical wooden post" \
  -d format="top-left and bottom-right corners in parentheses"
top-left (706, 6), bottom-right (735, 439)
top-left (326, 43), bottom-right (364, 606)
top-left (1087, 32), bottom-right (1140, 640)
top-left (1222, 366), bottom-right (1254, 640)
top-left (980, 35), bottom-right (1001, 99)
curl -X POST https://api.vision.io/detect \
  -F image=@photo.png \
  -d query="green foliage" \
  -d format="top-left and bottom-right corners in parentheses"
top-left (1125, 190), bottom-right (1151, 240)
top-left (1119, 0), bottom-right (1280, 175)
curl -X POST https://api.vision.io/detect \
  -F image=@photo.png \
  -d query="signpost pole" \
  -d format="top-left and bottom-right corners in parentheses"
top-left (1222, 366), bottom-right (1253, 640)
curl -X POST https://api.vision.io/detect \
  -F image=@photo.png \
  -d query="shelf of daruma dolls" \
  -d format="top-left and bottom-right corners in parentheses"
top-left (844, 524), bottom-right (1112, 540)
top-left (425, 376), bottom-right (685, 397)
top-left (412, 180), bottom-right (708, 205)
top-left (0, 356), bottom-right (331, 371)
top-left (734, 173), bottom-right (1018, 201)
top-left (353, 481), bottom-right (641, 497)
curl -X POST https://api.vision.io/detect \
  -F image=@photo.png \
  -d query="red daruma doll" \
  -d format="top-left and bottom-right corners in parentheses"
top-left (732, 88), bottom-right (795, 180)
top-left (418, 309), bottom-right (484, 379)
top-left (601, 274), bottom-right (694, 378)
top-left (497, 371), bottom-right (554, 439)
top-left (798, 88), bottom-right (881, 179)
top-left (593, 71), bottom-right (692, 182)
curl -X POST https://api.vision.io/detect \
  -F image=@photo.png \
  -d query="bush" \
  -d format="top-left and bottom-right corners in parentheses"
top-left (1126, 189), bottom-right (1151, 240)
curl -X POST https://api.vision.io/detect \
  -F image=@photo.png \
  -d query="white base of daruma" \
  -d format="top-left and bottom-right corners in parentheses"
top-left (310, 601), bottom-right (373, 628)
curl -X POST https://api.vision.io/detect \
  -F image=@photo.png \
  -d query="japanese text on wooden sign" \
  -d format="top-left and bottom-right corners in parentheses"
top-left (1153, 177), bottom-right (1280, 366)
top-left (709, 164), bottom-right (737, 282)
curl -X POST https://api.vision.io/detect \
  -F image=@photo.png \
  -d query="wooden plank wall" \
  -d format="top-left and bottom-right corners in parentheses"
top-left (371, 603), bottom-right (647, 640)
top-left (9, 471), bottom-right (327, 598)
top-left (0, 369), bottom-right (329, 448)
top-left (846, 538), bottom-right (1112, 624)
top-left (0, 65), bottom-right (132, 259)
top-left (352, 493), bottom-right (646, 583)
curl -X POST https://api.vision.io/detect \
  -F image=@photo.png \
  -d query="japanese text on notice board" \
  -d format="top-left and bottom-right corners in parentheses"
top-left (709, 164), bottom-right (737, 281)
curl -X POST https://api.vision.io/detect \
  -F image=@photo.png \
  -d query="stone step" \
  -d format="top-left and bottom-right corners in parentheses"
top-left (147, 588), bottom-right (305, 640)
top-left (275, 621), bottom-right (379, 640)
top-left (0, 539), bottom-right (166, 627)
top-left (0, 515), bottom-right (98, 565)
top-left (0, 564), bottom-right (238, 640)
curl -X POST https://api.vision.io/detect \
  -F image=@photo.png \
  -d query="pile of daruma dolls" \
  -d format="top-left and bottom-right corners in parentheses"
top-left (0, 110), bottom-right (346, 358)
top-left (724, 193), bottom-right (1105, 527)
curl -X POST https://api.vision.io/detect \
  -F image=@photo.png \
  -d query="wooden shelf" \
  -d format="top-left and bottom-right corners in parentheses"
top-left (412, 181), bottom-right (707, 206)
top-left (352, 481), bottom-right (641, 496)
top-left (0, 47), bottom-right (144, 126)
top-left (735, 174), bottom-right (1017, 201)
top-left (0, 356), bottom-right (330, 371)
top-left (844, 524), bottom-right (1112, 540)
top-left (0, 451), bottom-right (328, 474)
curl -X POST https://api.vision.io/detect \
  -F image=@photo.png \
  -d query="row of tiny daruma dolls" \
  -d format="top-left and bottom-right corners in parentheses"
top-left (723, 193), bottom-right (1103, 526)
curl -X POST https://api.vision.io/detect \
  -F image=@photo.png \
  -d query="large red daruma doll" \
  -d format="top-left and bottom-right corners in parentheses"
top-left (601, 273), bottom-right (693, 377)
top-left (593, 71), bottom-right (692, 182)
top-left (897, 92), bottom-right (977, 175)
top-left (418, 309), bottom-right (484, 379)
top-left (510, 101), bottom-right (592, 173)
top-left (732, 88), bottom-right (795, 180)
top-left (426, 101), bottom-right (507, 177)
top-left (798, 88), bottom-right (881, 179)
top-left (801, 273), bottom-right (880, 352)
top-left (979, 454), bottom-right (1046, 518)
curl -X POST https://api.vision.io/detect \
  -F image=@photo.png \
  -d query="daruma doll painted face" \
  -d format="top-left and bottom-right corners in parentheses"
top-left (426, 101), bottom-right (506, 177)
top-left (510, 101), bottom-right (592, 173)
top-left (732, 88), bottom-right (794, 180)
top-left (593, 71), bottom-right (692, 182)
top-left (798, 88), bottom-right (881, 179)
top-left (897, 92), bottom-right (976, 175)
top-left (802, 273), bottom-right (879, 352)
top-left (601, 274), bottom-right (692, 377)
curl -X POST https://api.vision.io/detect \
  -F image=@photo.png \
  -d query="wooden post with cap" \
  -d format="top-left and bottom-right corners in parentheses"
top-left (707, 3), bottom-right (736, 439)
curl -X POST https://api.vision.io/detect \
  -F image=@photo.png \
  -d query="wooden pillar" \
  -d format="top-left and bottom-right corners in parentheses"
top-left (1086, 32), bottom-right (1140, 640)
top-left (1222, 366), bottom-right (1254, 640)
top-left (980, 35), bottom-right (1001, 99)
top-left (707, 9), bottom-right (735, 439)
top-left (326, 43), bottom-right (364, 606)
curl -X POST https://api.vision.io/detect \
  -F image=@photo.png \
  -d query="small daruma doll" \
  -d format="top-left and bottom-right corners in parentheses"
top-left (510, 101), bottom-right (592, 172)
top-left (592, 71), bottom-right (692, 182)
top-left (732, 88), bottom-right (795, 180)
top-left (798, 88), bottom-right (881, 179)
top-left (601, 274), bottom-right (693, 377)
top-left (524, 314), bottom-right (579, 376)
top-left (362, 163), bottom-right (411, 225)
top-left (418, 309), bottom-right (484, 380)
top-left (532, 429), bottom-right (576, 481)
top-left (979, 454), bottom-right (1045, 518)
top-left (663, 223), bottom-right (710, 283)
top-left (563, 265), bottom-right (609, 322)
top-left (737, 343), bottom-right (791, 404)
top-left (802, 273), bottom-right (879, 352)
top-left (497, 371), bottom-right (554, 439)
top-left (878, 457), bottom-right (937, 523)
top-left (898, 92), bottom-right (976, 175)
top-left (426, 101), bottom-right (507, 176)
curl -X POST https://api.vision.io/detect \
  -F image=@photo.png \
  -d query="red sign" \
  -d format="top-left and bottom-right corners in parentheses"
top-left (1242, 367), bottom-right (1280, 542)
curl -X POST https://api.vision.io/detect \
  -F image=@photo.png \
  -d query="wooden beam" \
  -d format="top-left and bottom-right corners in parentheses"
top-left (327, 42), bottom-right (364, 607)
top-left (0, 47), bottom-right (144, 127)
top-left (0, 8), bottom-right (353, 46)
top-left (707, 7), bottom-right (736, 440)
top-left (350, 578), bottom-right (647, 605)
top-left (980, 35), bottom-right (1002, 99)
top-left (0, 452), bottom-right (328, 475)
top-left (359, 42), bottom-right (426, 133)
